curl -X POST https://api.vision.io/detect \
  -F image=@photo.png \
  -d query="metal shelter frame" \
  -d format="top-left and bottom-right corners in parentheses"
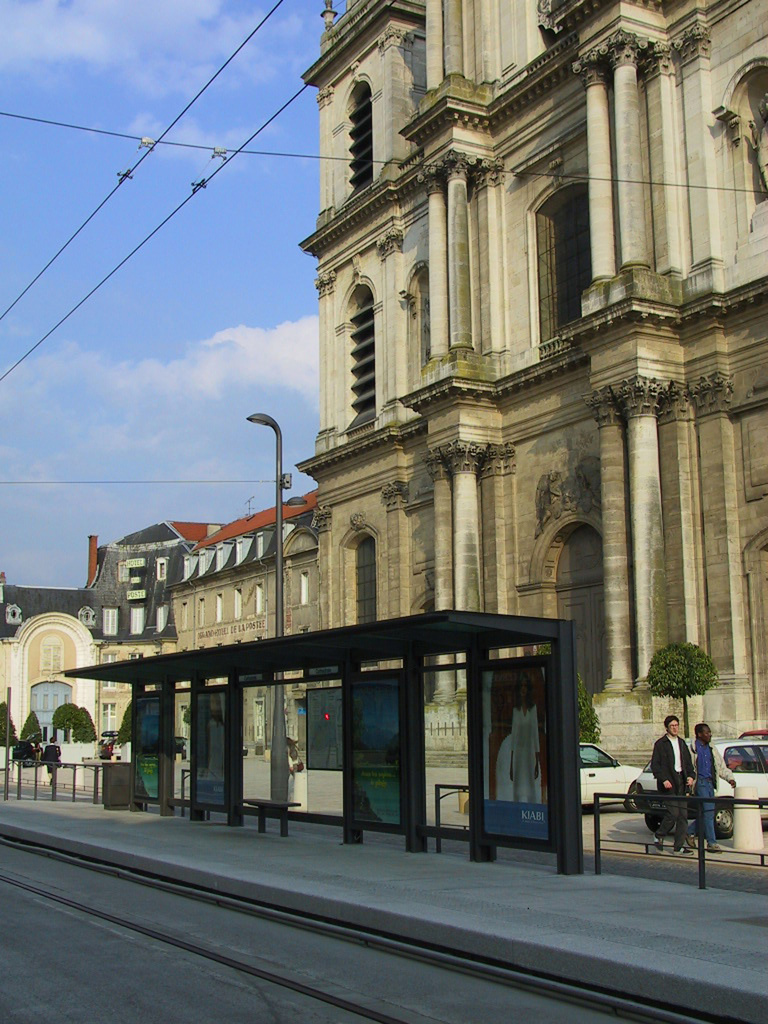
top-left (67, 611), bottom-right (582, 873)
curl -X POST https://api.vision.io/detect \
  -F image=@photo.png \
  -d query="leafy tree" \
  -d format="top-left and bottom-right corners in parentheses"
top-left (52, 702), bottom-right (81, 740)
top-left (646, 642), bottom-right (718, 738)
top-left (0, 702), bottom-right (18, 746)
top-left (117, 701), bottom-right (132, 745)
top-left (20, 711), bottom-right (42, 742)
top-left (73, 706), bottom-right (97, 743)
top-left (577, 675), bottom-right (601, 744)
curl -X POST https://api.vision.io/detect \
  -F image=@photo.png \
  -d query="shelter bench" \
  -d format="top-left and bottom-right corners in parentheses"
top-left (241, 798), bottom-right (300, 836)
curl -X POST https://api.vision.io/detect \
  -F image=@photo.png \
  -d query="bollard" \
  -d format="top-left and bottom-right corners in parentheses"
top-left (732, 787), bottom-right (764, 851)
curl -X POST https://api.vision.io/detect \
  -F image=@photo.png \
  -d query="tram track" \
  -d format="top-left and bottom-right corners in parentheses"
top-left (0, 831), bottom-right (739, 1024)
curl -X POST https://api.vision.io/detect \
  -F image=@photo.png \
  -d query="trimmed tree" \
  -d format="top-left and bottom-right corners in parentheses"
top-left (578, 675), bottom-right (601, 744)
top-left (646, 642), bottom-right (719, 738)
top-left (20, 711), bottom-right (42, 742)
top-left (51, 702), bottom-right (82, 741)
top-left (0, 701), bottom-right (18, 746)
top-left (73, 707), bottom-right (97, 743)
top-left (117, 701), bottom-right (132, 745)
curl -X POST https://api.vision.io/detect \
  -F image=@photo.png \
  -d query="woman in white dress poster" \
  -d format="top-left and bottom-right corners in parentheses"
top-left (495, 674), bottom-right (541, 804)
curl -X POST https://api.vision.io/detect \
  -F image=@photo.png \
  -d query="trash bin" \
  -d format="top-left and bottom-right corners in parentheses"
top-left (102, 762), bottom-right (131, 810)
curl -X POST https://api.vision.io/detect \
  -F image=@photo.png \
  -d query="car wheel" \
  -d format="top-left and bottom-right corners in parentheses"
top-left (644, 813), bottom-right (663, 833)
top-left (715, 806), bottom-right (734, 839)
top-left (624, 782), bottom-right (640, 813)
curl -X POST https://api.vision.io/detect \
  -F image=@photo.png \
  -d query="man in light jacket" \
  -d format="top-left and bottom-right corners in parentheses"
top-left (685, 722), bottom-right (735, 853)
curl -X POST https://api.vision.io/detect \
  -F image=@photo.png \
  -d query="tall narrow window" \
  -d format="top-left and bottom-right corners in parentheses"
top-left (300, 570), bottom-right (309, 606)
top-left (156, 605), bottom-right (169, 632)
top-left (40, 637), bottom-right (63, 673)
top-left (216, 593), bottom-right (223, 623)
top-left (130, 606), bottom-right (145, 635)
top-left (181, 601), bottom-right (189, 630)
top-left (255, 582), bottom-right (264, 615)
top-left (350, 286), bottom-right (375, 427)
top-left (356, 537), bottom-right (377, 624)
top-left (103, 608), bottom-right (118, 636)
top-left (156, 558), bottom-right (167, 581)
top-left (198, 597), bottom-right (206, 626)
top-left (536, 185), bottom-right (591, 343)
top-left (234, 588), bottom-right (243, 620)
top-left (349, 82), bottom-right (373, 191)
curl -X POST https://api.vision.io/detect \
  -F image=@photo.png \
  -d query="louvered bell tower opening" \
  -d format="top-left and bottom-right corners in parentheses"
top-left (349, 83), bottom-right (373, 191)
top-left (350, 287), bottom-right (375, 428)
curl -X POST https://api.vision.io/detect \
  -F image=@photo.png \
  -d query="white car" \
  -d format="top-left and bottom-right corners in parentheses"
top-left (579, 743), bottom-right (644, 810)
top-left (633, 738), bottom-right (768, 839)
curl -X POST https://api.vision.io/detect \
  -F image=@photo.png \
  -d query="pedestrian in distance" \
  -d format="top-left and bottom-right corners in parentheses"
top-left (685, 723), bottom-right (736, 853)
top-left (41, 737), bottom-right (62, 785)
top-left (650, 715), bottom-right (695, 855)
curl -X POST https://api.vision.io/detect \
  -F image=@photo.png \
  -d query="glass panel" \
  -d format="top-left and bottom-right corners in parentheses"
top-left (307, 687), bottom-right (343, 770)
top-left (483, 664), bottom-right (549, 841)
top-left (134, 696), bottom-right (160, 800)
top-left (723, 745), bottom-right (762, 773)
top-left (195, 691), bottom-right (226, 805)
top-left (351, 678), bottom-right (401, 825)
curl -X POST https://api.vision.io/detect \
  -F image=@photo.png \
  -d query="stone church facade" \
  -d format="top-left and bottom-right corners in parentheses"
top-left (299, 0), bottom-right (768, 755)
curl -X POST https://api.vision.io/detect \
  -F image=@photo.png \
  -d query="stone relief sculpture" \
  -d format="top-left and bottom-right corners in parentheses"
top-left (535, 471), bottom-right (563, 536)
top-left (535, 458), bottom-right (601, 536)
top-left (748, 93), bottom-right (768, 196)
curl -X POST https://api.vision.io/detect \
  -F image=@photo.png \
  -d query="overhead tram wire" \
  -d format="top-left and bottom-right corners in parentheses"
top-left (0, 0), bottom-right (290, 329)
top-left (0, 83), bottom-right (309, 387)
top-left (1, 106), bottom-right (759, 197)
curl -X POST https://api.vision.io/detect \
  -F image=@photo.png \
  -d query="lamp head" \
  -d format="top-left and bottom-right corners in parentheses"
top-left (247, 413), bottom-right (270, 426)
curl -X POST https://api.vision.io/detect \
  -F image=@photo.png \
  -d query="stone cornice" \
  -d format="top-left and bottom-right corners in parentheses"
top-left (488, 33), bottom-right (579, 130)
top-left (300, 179), bottom-right (399, 258)
top-left (401, 77), bottom-right (494, 150)
top-left (544, 0), bottom-right (661, 37)
top-left (297, 419), bottom-right (426, 477)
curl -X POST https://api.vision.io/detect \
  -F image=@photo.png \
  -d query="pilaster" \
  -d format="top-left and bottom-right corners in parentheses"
top-left (425, 449), bottom-right (453, 610)
top-left (444, 152), bottom-right (473, 351)
top-left (381, 480), bottom-right (410, 617)
top-left (479, 443), bottom-right (515, 614)
top-left (419, 164), bottom-right (449, 359)
top-left (311, 504), bottom-right (333, 630)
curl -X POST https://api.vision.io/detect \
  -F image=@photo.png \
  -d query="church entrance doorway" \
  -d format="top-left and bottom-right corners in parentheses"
top-left (556, 525), bottom-right (605, 696)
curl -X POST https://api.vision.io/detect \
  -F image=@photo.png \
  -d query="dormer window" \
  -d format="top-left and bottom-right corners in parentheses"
top-left (156, 558), bottom-right (168, 581)
top-left (183, 555), bottom-right (197, 580)
top-left (6, 604), bottom-right (22, 625)
top-left (78, 606), bottom-right (96, 627)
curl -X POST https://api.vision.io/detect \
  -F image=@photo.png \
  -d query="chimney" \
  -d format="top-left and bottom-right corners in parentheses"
top-left (87, 535), bottom-right (99, 586)
top-left (0, 570), bottom-right (5, 602)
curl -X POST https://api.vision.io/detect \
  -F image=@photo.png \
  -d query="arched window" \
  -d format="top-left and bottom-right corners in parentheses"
top-left (349, 82), bottom-right (373, 191)
top-left (412, 265), bottom-right (430, 365)
top-left (350, 285), bottom-right (376, 427)
top-left (356, 537), bottom-right (377, 623)
top-left (536, 185), bottom-right (591, 342)
top-left (40, 636), bottom-right (64, 674)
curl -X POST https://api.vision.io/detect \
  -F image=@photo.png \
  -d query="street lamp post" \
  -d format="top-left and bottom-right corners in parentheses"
top-left (247, 413), bottom-right (290, 802)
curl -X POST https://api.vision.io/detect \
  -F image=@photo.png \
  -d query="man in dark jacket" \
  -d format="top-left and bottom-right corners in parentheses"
top-left (41, 738), bottom-right (62, 784)
top-left (650, 715), bottom-right (695, 855)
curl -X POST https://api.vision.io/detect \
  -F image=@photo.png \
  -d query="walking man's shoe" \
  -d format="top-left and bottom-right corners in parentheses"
top-left (673, 846), bottom-right (694, 856)
top-left (653, 834), bottom-right (664, 850)
top-left (685, 834), bottom-right (697, 849)
top-left (707, 843), bottom-right (723, 853)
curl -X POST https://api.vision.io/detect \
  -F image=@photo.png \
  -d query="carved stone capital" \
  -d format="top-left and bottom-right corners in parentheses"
top-left (381, 480), bottom-right (409, 510)
top-left (316, 85), bottom-right (334, 109)
top-left (657, 380), bottom-right (694, 424)
top-left (378, 25), bottom-right (413, 53)
top-left (442, 150), bottom-right (472, 182)
top-left (572, 49), bottom-right (611, 88)
top-left (472, 158), bottom-right (505, 190)
top-left (673, 24), bottom-right (711, 64)
top-left (606, 29), bottom-right (647, 70)
top-left (481, 442), bottom-right (516, 478)
top-left (441, 439), bottom-right (487, 476)
top-left (615, 376), bottom-right (665, 419)
top-left (689, 372), bottom-right (733, 417)
top-left (350, 511), bottom-right (367, 532)
top-left (376, 227), bottom-right (404, 259)
top-left (537, 0), bottom-right (555, 32)
top-left (425, 449), bottom-right (450, 482)
top-left (585, 387), bottom-right (623, 427)
top-left (640, 40), bottom-right (673, 79)
top-left (315, 269), bottom-right (337, 296)
top-left (418, 163), bottom-right (446, 195)
top-left (312, 505), bottom-right (333, 533)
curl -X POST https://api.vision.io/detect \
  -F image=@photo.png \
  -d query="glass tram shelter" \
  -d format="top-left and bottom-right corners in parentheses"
top-left (68, 612), bottom-right (583, 874)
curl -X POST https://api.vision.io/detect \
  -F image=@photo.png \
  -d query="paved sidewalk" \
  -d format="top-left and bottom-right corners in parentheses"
top-left (0, 800), bottom-right (765, 1023)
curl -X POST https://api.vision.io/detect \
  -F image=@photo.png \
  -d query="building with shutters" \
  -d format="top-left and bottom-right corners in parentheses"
top-left (298, 0), bottom-right (768, 755)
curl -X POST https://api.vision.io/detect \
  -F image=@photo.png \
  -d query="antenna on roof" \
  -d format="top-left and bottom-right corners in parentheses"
top-left (245, 495), bottom-right (255, 516)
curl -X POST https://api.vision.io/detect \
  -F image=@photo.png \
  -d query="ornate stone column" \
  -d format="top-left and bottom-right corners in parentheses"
top-left (426, 448), bottom-right (454, 610)
top-left (473, 160), bottom-right (504, 353)
top-left (616, 376), bottom-right (667, 681)
top-left (585, 388), bottom-right (633, 689)
top-left (673, 24), bottom-right (723, 275)
top-left (376, 227), bottom-right (406, 405)
top-left (573, 53), bottom-right (616, 281)
top-left (419, 165), bottom-right (449, 359)
top-left (315, 270), bottom-right (337, 440)
top-left (442, 440), bottom-right (485, 610)
top-left (444, 0), bottom-right (464, 77)
top-left (479, 443), bottom-right (515, 613)
top-left (608, 31), bottom-right (650, 269)
top-left (425, 0), bottom-right (444, 90)
top-left (381, 481), bottom-right (410, 618)
top-left (445, 152), bottom-right (473, 351)
top-left (657, 383), bottom-right (704, 645)
top-left (641, 42), bottom-right (683, 276)
top-left (690, 374), bottom-right (748, 687)
top-left (311, 504), bottom-right (333, 630)
top-left (316, 86), bottom-right (335, 213)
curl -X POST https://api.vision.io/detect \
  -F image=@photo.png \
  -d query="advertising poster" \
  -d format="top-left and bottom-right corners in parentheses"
top-left (195, 691), bottom-right (226, 806)
top-left (483, 665), bottom-right (549, 841)
top-left (351, 679), bottom-right (400, 825)
top-left (134, 696), bottom-right (160, 800)
top-left (307, 686), bottom-right (343, 770)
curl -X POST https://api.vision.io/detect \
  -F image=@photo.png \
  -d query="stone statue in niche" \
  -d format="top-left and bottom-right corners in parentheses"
top-left (535, 471), bottom-right (563, 536)
top-left (574, 456), bottom-right (601, 513)
top-left (749, 93), bottom-right (768, 196)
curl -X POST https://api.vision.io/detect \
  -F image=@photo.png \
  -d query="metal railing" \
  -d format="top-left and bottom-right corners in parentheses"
top-left (3, 760), bottom-right (104, 804)
top-left (593, 790), bottom-right (767, 889)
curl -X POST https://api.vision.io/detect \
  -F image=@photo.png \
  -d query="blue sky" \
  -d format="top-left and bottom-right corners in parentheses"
top-left (0, 1), bottom-right (323, 587)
